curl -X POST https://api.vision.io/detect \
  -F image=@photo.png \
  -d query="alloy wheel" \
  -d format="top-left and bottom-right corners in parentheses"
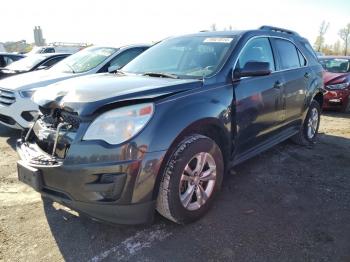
top-left (179, 152), bottom-right (217, 211)
top-left (307, 107), bottom-right (319, 139)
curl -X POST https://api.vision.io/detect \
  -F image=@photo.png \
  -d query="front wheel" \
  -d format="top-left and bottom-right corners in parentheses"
top-left (156, 135), bottom-right (224, 224)
top-left (291, 100), bottom-right (321, 145)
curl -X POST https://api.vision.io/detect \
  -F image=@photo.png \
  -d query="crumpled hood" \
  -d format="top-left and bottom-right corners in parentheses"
top-left (323, 71), bottom-right (350, 85)
top-left (0, 69), bottom-right (75, 91)
top-left (33, 73), bottom-right (202, 116)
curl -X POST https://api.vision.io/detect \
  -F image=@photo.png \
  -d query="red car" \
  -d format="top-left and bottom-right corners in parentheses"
top-left (319, 56), bottom-right (350, 112)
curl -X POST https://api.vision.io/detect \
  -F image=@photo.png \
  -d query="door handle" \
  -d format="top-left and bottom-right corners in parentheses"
top-left (304, 72), bottom-right (311, 79)
top-left (274, 81), bottom-right (284, 89)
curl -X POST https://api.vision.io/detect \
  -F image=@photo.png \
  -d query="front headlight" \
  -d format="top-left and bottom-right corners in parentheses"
top-left (20, 89), bottom-right (36, 98)
top-left (83, 103), bottom-right (154, 145)
top-left (326, 82), bottom-right (349, 90)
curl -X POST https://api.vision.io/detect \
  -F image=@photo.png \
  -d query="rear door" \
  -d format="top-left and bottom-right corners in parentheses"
top-left (271, 38), bottom-right (308, 123)
top-left (233, 37), bottom-right (284, 155)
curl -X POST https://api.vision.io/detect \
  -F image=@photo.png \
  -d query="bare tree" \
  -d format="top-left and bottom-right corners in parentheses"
top-left (339, 23), bottom-right (350, 56)
top-left (333, 40), bottom-right (341, 55)
top-left (314, 21), bottom-right (330, 52)
top-left (210, 24), bottom-right (217, 31)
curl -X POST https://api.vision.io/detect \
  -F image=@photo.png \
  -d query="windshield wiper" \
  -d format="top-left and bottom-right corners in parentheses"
top-left (64, 63), bottom-right (75, 73)
top-left (142, 72), bottom-right (179, 79)
top-left (115, 69), bottom-right (126, 75)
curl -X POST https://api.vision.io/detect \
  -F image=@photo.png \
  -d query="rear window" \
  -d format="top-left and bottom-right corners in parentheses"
top-left (274, 39), bottom-right (300, 70)
top-left (297, 50), bottom-right (307, 66)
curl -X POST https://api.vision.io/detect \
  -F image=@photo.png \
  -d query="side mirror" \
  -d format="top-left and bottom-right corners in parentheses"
top-left (37, 65), bottom-right (49, 70)
top-left (108, 65), bottom-right (121, 73)
top-left (233, 61), bottom-right (271, 79)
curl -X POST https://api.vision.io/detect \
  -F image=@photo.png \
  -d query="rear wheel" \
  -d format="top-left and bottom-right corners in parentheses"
top-left (156, 135), bottom-right (224, 224)
top-left (291, 100), bottom-right (321, 145)
top-left (343, 95), bottom-right (350, 113)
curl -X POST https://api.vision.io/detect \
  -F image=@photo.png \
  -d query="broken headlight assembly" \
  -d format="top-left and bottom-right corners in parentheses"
top-left (83, 103), bottom-right (154, 145)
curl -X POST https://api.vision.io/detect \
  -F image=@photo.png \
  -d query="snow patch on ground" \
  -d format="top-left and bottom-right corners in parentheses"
top-left (90, 224), bottom-right (172, 261)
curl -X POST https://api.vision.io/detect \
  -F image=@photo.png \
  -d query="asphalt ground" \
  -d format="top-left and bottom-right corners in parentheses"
top-left (1, 112), bottom-right (349, 262)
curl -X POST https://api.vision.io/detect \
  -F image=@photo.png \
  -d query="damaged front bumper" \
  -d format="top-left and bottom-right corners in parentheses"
top-left (16, 115), bottom-right (166, 225)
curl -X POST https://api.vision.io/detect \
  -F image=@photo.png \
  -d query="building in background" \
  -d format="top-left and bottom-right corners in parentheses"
top-left (33, 26), bottom-right (46, 46)
top-left (3, 40), bottom-right (31, 54)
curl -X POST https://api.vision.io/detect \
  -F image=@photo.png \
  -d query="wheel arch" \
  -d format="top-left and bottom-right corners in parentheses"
top-left (151, 118), bottom-right (231, 200)
top-left (312, 91), bottom-right (324, 109)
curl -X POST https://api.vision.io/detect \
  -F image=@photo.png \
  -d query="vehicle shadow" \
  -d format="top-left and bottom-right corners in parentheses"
top-left (42, 133), bottom-right (350, 261)
top-left (42, 197), bottom-right (177, 262)
top-left (322, 110), bottom-right (350, 119)
top-left (0, 123), bottom-right (21, 150)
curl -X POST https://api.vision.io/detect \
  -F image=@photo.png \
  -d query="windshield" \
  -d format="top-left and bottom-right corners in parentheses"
top-left (319, 58), bottom-right (350, 73)
top-left (6, 54), bottom-right (46, 71)
top-left (123, 36), bottom-right (236, 78)
top-left (51, 46), bottom-right (118, 73)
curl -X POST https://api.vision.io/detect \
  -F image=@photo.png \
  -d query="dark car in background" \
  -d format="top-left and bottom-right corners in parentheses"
top-left (319, 56), bottom-right (350, 112)
top-left (17, 26), bottom-right (324, 225)
top-left (0, 53), bottom-right (70, 79)
top-left (0, 53), bottom-right (25, 68)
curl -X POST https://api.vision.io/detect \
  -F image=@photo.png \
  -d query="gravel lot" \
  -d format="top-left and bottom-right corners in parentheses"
top-left (0, 112), bottom-right (349, 262)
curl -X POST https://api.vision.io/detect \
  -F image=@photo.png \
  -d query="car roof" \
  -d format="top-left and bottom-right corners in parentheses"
top-left (174, 26), bottom-right (305, 40)
top-left (319, 56), bottom-right (350, 60)
top-left (0, 52), bottom-right (26, 57)
top-left (117, 44), bottom-right (152, 50)
top-left (181, 30), bottom-right (246, 38)
top-left (24, 53), bottom-right (71, 58)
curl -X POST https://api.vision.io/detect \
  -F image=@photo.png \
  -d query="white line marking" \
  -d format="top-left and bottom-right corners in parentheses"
top-left (90, 224), bottom-right (171, 262)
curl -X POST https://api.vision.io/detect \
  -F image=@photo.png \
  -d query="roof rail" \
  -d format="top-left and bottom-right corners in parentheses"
top-left (259, 25), bottom-right (299, 36)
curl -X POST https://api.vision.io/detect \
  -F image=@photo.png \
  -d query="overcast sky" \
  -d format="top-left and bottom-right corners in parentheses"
top-left (1, 0), bottom-right (349, 47)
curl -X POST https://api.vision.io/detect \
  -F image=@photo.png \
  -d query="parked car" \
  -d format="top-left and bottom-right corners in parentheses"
top-left (315, 51), bottom-right (325, 57)
top-left (319, 56), bottom-right (350, 112)
top-left (29, 43), bottom-right (88, 54)
top-left (0, 45), bottom-right (149, 129)
top-left (17, 26), bottom-right (323, 225)
top-left (0, 53), bottom-right (25, 68)
top-left (0, 53), bottom-right (70, 79)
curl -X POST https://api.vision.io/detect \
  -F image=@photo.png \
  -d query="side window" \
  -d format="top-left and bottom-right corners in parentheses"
top-left (41, 56), bottom-right (65, 67)
top-left (43, 48), bottom-right (55, 53)
top-left (274, 39), bottom-right (301, 70)
top-left (297, 50), bottom-right (307, 66)
top-left (10, 56), bottom-right (23, 62)
top-left (237, 38), bottom-right (275, 71)
top-left (109, 48), bottom-right (145, 69)
top-left (301, 41), bottom-right (318, 60)
top-left (0, 56), bottom-right (6, 67)
top-left (3, 56), bottom-right (14, 66)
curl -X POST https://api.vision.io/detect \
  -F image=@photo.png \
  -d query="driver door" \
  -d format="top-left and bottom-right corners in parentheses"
top-left (233, 37), bottom-right (284, 156)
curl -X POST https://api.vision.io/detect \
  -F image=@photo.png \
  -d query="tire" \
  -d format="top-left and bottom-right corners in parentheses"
top-left (291, 100), bottom-right (321, 145)
top-left (343, 95), bottom-right (350, 113)
top-left (156, 134), bottom-right (224, 224)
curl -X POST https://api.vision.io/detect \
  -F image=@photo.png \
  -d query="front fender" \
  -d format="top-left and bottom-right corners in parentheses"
top-left (131, 84), bottom-right (233, 203)
top-left (143, 84), bottom-right (233, 153)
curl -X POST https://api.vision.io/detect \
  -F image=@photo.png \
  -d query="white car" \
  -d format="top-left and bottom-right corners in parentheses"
top-left (0, 44), bottom-right (149, 129)
top-left (29, 43), bottom-right (87, 54)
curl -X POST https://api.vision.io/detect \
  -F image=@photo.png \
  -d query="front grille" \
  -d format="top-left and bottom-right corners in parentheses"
top-left (0, 88), bottom-right (16, 106)
top-left (0, 113), bottom-right (16, 125)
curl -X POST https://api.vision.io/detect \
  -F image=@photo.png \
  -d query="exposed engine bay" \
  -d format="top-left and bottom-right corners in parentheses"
top-left (22, 107), bottom-right (80, 164)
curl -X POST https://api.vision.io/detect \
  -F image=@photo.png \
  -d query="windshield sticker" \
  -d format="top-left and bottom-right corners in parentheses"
top-left (203, 38), bottom-right (233, 43)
